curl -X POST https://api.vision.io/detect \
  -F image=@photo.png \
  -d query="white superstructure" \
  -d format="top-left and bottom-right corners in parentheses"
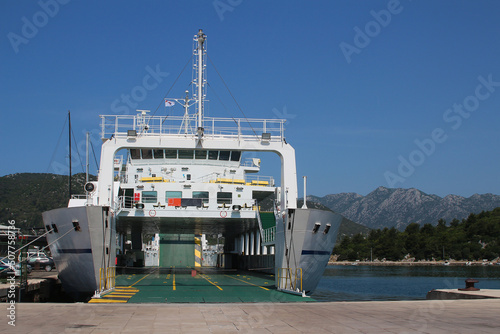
top-left (43, 30), bottom-right (342, 300)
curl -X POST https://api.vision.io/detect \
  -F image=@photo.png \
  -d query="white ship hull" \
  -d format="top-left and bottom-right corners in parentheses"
top-left (275, 208), bottom-right (342, 294)
top-left (42, 206), bottom-right (115, 300)
top-left (42, 29), bottom-right (344, 300)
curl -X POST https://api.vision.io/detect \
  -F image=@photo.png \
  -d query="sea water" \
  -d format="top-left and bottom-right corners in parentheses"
top-left (312, 265), bottom-right (500, 301)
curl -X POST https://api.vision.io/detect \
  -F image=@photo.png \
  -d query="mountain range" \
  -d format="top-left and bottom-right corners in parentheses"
top-left (2, 174), bottom-right (499, 234)
top-left (307, 186), bottom-right (500, 230)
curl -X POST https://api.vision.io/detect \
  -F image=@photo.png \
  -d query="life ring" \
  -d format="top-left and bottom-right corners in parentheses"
top-left (149, 210), bottom-right (156, 217)
top-left (220, 211), bottom-right (227, 218)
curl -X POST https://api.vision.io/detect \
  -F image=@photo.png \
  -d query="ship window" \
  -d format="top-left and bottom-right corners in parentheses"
top-left (130, 149), bottom-right (141, 160)
top-left (195, 150), bottom-right (207, 159)
top-left (193, 191), bottom-right (209, 204)
top-left (208, 150), bottom-right (218, 160)
top-left (165, 149), bottom-right (177, 159)
top-left (217, 192), bottom-right (232, 204)
top-left (219, 151), bottom-right (230, 161)
top-left (230, 151), bottom-right (241, 161)
top-left (153, 149), bottom-right (164, 159)
top-left (142, 149), bottom-right (153, 159)
top-left (166, 191), bottom-right (182, 200)
top-left (179, 149), bottom-right (194, 159)
top-left (142, 191), bottom-right (157, 203)
top-left (73, 221), bottom-right (81, 232)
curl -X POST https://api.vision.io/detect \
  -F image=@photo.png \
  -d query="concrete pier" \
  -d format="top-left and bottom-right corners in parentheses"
top-left (2, 299), bottom-right (499, 333)
top-left (0, 272), bottom-right (59, 303)
top-left (427, 288), bottom-right (500, 300)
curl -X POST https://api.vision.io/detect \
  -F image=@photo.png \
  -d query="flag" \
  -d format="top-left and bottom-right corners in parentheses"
top-left (165, 100), bottom-right (174, 107)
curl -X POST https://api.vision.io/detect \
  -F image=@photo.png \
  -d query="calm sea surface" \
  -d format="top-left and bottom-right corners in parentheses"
top-left (312, 265), bottom-right (500, 301)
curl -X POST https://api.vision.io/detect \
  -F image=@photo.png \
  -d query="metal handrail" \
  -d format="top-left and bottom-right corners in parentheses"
top-left (277, 267), bottom-right (303, 292)
top-left (99, 266), bottom-right (116, 292)
top-left (262, 226), bottom-right (276, 244)
top-left (100, 114), bottom-right (285, 141)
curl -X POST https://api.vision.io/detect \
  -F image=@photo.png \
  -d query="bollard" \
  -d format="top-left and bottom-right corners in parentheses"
top-left (458, 278), bottom-right (479, 291)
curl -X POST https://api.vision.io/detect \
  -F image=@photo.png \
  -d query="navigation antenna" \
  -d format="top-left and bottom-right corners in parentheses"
top-left (193, 29), bottom-right (207, 138)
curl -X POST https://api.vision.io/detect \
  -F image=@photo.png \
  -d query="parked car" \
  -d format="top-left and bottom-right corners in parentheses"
top-left (0, 259), bottom-right (32, 277)
top-left (0, 261), bottom-right (10, 278)
top-left (27, 255), bottom-right (55, 272)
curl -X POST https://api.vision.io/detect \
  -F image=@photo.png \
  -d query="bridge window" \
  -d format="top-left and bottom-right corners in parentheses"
top-left (130, 149), bottom-right (140, 160)
top-left (219, 151), bottom-right (230, 161)
top-left (142, 149), bottom-right (153, 159)
top-left (217, 192), bottom-right (232, 204)
top-left (179, 149), bottom-right (194, 159)
top-left (166, 191), bottom-right (182, 200)
top-left (142, 191), bottom-right (157, 203)
top-left (195, 150), bottom-right (207, 159)
top-left (208, 150), bottom-right (218, 160)
top-left (153, 149), bottom-right (164, 159)
top-left (230, 151), bottom-right (241, 161)
top-left (165, 150), bottom-right (177, 159)
top-left (193, 191), bottom-right (209, 204)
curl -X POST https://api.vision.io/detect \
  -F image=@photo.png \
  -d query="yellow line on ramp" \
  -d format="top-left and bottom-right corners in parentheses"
top-left (201, 274), bottom-right (223, 291)
top-left (225, 275), bottom-right (269, 290)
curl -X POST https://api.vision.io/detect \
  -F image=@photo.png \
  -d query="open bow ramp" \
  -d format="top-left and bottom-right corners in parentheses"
top-left (89, 268), bottom-right (313, 303)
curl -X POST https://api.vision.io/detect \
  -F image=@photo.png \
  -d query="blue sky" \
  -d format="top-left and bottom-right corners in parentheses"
top-left (1, 0), bottom-right (500, 198)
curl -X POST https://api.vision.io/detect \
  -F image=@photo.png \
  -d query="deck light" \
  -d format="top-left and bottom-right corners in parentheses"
top-left (84, 182), bottom-right (95, 193)
top-left (261, 133), bottom-right (271, 142)
top-left (127, 130), bottom-right (137, 137)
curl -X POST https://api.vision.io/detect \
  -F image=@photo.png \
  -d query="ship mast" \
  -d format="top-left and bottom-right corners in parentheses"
top-left (68, 110), bottom-right (72, 199)
top-left (194, 29), bottom-right (206, 136)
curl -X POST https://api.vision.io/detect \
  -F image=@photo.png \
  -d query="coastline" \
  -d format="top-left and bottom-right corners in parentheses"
top-left (329, 259), bottom-right (500, 266)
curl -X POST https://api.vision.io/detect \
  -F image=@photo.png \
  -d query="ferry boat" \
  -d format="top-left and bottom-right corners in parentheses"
top-left (42, 30), bottom-right (343, 300)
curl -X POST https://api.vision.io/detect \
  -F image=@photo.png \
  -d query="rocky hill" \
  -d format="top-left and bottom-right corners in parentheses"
top-left (308, 187), bottom-right (500, 230)
top-left (0, 173), bottom-right (95, 231)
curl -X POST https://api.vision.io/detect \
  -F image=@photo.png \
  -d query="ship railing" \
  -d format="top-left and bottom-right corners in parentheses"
top-left (240, 158), bottom-right (260, 167)
top-left (70, 194), bottom-right (87, 199)
top-left (197, 172), bottom-right (274, 187)
top-left (116, 195), bottom-right (257, 212)
top-left (100, 114), bottom-right (285, 142)
top-left (245, 175), bottom-right (274, 187)
top-left (262, 226), bottom-right (276, 245)
top-left (116, 196), bottom-right (135, 210)
top-left (277, 267), bottom-right (303, 294)
top-left (99, 266), bottom-right (116, 292)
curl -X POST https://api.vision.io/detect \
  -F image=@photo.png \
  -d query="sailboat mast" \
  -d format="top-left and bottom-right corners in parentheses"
top-left (68, 110), bottom-right (72, 199)
top-left (86, 132), bottom-right (89, 183)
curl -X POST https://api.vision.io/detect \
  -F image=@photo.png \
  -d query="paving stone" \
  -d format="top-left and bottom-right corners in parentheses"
top-left (1, 300), bottom-right (499, 333)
